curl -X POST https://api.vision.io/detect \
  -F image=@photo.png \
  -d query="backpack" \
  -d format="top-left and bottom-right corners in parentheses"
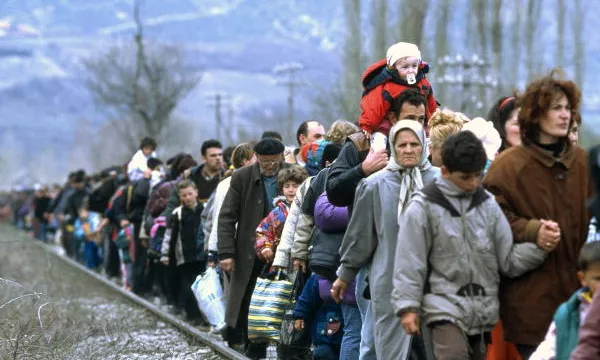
top-left (147, 216), bottom-right (167, 260)
top-left (88, 179), bottom-right (116, 213)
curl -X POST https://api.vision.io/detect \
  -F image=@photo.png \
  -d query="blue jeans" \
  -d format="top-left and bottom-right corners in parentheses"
top-left (84, 240), bottom-right (101, 269)
top-left (356, 267), bottom-right (376, 360)
top-left (35, 222), bottom-right (47, 242)
top-left (340, 303), bottom-right (361, 360)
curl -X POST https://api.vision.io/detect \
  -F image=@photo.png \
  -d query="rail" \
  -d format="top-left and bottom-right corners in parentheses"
top-left (32, 239), bottom-right (250, 360)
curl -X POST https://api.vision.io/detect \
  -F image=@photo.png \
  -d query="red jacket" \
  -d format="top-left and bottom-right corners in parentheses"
top-left (358, 59), bottom-right (437, 136)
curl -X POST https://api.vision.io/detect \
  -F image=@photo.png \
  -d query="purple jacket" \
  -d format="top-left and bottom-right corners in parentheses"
top-left (314, 192), bottom-right (349, 233)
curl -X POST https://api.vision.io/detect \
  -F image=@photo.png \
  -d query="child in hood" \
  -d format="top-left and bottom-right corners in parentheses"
top-left (255, 166), bottom-right (308, 264)
top-left (360, 41), bottom-right (438, 150)
top-left (294, 273), bottom-right (346, 360)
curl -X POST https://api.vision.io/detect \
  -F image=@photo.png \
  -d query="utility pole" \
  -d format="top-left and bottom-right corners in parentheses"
top-left (437, 53), bottom-right (498, 116)
top-left (205, 92), bottom-right (229, 142)
top-left (227, 101), bottom-right (235, 145)
top-left (274, 62), bottom-right (305, 143)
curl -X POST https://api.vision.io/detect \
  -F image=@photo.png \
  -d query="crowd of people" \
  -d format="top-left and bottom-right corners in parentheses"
top-left (2, 41), bottom-right (600, 360)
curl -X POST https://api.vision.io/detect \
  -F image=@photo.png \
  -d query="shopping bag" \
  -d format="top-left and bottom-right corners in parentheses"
top-left (278, 270), bottom-right (311, 358)
top-left (247, 270), bottom-right (293, 343)
top-left (191, 267), bottom-right (227, 331)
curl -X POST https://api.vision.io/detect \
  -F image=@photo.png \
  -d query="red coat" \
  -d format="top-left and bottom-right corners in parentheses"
top-left (358, 59), bottom-right (437, 136)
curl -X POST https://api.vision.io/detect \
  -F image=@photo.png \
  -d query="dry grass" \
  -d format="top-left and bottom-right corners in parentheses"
top-left (0, 226), bottom-right (223, 360)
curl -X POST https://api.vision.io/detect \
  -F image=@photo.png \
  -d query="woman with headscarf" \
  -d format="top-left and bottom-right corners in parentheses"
top-left (331, 120), bottom-right (440, 360)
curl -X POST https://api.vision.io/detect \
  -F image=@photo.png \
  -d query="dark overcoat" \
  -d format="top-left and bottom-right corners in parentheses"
top-left (218, 163), bottom-right (283, 326)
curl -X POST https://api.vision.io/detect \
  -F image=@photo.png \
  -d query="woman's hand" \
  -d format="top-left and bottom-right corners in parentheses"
top-left (536, 219), bottom-right (561, 252)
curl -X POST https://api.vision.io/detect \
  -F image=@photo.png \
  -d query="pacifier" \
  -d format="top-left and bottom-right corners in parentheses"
top-left (406, 73), bottom-right (416, 85)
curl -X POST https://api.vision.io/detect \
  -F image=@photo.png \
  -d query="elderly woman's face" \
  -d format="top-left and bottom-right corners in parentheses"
top-left (394, 129), bottom-right (422, 168)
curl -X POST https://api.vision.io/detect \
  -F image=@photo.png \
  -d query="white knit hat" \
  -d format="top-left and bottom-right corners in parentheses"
top-left (386, 42), bottom-right (421, 67)
top-left (462, 117), bottom-right (502, 161)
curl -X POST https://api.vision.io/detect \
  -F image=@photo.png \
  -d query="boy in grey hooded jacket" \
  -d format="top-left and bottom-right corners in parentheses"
top-left (393, 131), bottom-right (548, 360)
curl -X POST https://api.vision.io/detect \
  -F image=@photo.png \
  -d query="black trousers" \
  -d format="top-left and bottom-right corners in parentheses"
top-left (177, 261), bottom-right (205, 320)
top-left (130, 221), bottom-right (144, 294)
top-left (226, 258), bottom-right (267, 360)
top-left (103, 227), bottom-right (121, 278)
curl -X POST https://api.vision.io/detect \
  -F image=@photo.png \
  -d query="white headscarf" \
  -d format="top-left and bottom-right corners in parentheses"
top-left (386, 120), bottom-right (431, 220)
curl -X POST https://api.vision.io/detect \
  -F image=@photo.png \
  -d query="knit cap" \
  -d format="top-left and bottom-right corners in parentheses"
top-left (386, 42), bottom-right (421, 67)
top-left (462, 117), bottom-right (502, 161)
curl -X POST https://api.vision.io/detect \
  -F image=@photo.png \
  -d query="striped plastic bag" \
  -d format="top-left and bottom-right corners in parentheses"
top-left (247, 270), bottom-right (293, 343)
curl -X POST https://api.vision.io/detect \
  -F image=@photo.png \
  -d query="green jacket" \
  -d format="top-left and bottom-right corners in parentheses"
top-left (554, 288), bottom-right (590, 360)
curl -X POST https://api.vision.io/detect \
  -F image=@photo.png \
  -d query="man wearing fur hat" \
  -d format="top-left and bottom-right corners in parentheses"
top-left (217, 138), bottom-right (290, 359)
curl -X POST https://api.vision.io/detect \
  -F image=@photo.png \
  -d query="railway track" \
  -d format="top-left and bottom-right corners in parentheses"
top-left (39, 242), bottom-right (249, 360)
top-left (0, 225), bottom-right (250, 360)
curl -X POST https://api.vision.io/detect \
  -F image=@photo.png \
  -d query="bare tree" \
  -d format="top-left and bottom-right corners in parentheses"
top-left (343, 0), bottom-right (364, 94)
top-left (371, 0), bottom-right (388, 61)
top-left (397, 0), bottom-right (430, 50)
top-left (313, 0), bottom-right (364, 124)
top-left (83, 0), bottom-right (201, 154)
top-left (434, 0), bottom-right (453, 103)
top-left (471, 0), bottom-right (489, 55)
top-left (509, 0), bottom-right (523, 87)
top-left (312, 81), bottom-right (361, 124)
top-left (525, 0), bottom-right (542, 81)
top-left (491, 0), bottom-right (504, 76)
top-left (572, 0), bottom-right (584, 88)
top-left (557, 0), bottom-right (566, 68)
